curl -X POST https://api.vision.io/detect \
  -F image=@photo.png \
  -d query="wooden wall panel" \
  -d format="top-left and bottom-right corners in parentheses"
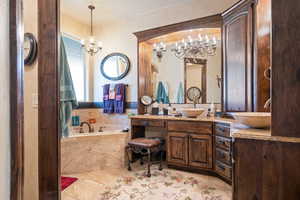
top-left (272, 0), bottom-right (300, 137)
top-left (254, 0), bottom-right (271, 112)
top-left (137, 42), bottom-right (153, 114)
top-left (38, 0), bottom-right (60, 199)
top-left (9, 0), bottom-right (24, 199)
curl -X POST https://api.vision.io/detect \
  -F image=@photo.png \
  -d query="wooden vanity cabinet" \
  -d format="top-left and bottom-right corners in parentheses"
top-left (167, 121), bottom-right (213, 170)
top-left (233, 139), bottom-right (300, 200)
top-left (167, 132), bottom-right (188, 166)
top-left (214, 122), bottom-right (233, 183)
top-left (189, 134), bottom-right (213, 169)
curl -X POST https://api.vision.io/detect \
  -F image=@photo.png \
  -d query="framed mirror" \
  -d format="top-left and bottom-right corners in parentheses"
top-left (100, 53), bottom-right (130, 81)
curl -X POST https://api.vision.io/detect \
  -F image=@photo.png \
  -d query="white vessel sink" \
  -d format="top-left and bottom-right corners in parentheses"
top-left (181, 108), bottom-right (205, 118)
top-left (231, 112), bottom-right (271, 128)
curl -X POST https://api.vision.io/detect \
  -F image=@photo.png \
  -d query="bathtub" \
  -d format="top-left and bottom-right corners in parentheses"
top-left (61, 130), bottom-right (129, 174)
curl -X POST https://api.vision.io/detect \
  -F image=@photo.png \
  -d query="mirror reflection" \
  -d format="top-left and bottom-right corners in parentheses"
top-left (151, 28), bottom-right (222, 104)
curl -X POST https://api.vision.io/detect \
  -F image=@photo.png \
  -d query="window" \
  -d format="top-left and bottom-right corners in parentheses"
top-left (62, 35), bottom-right (87, 101)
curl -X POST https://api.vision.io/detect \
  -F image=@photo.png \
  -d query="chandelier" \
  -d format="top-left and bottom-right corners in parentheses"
top-left (81, 5), bottom-right (102, 56)
top-left (171, 35), bottom-right (217, 59)
top-left (153, 42), bottom-right (167, 59)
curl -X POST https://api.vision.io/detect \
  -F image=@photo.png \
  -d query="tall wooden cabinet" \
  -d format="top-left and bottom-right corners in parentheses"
top-left (222, 0), bottom-right (256, 112)
top-left (222, 0), bottom-right (271, 113)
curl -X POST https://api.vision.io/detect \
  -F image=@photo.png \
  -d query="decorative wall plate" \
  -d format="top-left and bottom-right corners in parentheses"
top-left (24, 33), bottom-right (38, 65)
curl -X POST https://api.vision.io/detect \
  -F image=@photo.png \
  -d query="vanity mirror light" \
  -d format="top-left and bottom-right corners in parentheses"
top-left (100, 53), bottom-right (131, 81)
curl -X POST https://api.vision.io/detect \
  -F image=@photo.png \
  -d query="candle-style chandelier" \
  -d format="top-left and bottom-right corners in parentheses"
top-left (81, 5), bottom-right (102, 56)
top-left (171, 35), bottom-right (218, 59)
top-left (153, 34), bottom-right (218, 59)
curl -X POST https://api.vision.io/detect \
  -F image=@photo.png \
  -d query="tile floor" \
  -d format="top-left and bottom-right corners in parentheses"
top-left (62, 164), bottom-right (232, 200)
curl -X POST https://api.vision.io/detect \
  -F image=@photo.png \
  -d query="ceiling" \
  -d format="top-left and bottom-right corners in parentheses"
top-left (61, 0), bottom-right (239, 26)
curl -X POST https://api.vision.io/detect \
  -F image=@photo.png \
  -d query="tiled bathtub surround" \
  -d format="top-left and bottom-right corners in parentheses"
top-left (71, 108), bottom-right (137, 133)
top-left (61, 132), bottom-right (130, 174)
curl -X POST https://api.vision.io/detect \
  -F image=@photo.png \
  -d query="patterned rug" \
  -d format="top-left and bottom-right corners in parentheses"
top-left (98, 169), bottom-right (231, 200)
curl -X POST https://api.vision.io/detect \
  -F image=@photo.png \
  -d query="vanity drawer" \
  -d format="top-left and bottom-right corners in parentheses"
top-left (215, 123), bottom-right (231, 137)
top-left (215, 147), bottom-right (231, 165)
top-left (131, 119), bottom-right (165, 128)
top-left (168, 121), bottom-right (212, 134)
top-left (215, 136), bottom-right (231, 151)
top-left (215, 161), bottom-right (232, 180)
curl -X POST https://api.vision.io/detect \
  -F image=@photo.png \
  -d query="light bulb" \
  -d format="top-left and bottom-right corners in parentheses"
top-left (80, 39), bottom-right (85, 45)
top-left (89, 37), bottom-right (94, 43)
top-left (98, 41), bottom-right (103, 47)
top-left (205, 35), bottom-right (209, 43)
top-left (198, 34), bottom-right (203, 41)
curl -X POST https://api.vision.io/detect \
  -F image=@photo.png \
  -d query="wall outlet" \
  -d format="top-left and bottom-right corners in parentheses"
top-left (32, 93), bottom-right (38, 108)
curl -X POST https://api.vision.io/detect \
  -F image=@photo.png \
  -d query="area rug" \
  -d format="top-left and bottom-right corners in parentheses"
top-left (98, 169), bottom-right (231, 200)
top-left (61, 176), bottom-right (78, 191)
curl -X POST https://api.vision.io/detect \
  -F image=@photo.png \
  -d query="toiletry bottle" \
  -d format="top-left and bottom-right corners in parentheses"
top-left (210, 102), bottom-right (215, 117)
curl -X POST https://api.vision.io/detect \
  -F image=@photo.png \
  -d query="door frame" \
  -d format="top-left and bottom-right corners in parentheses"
top-left (9, 0), bottom-right (61, 199)
top-left (10, 0), bottom-right (24, 199)
top-left (38, 0), bottom-right (61, 199)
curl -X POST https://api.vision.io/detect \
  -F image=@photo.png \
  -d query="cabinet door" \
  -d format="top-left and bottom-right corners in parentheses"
top-left (188, 134), bottom-right (213, 169)
top-left (223, 1), bottom-right (254, 112)
top-left (167, 132), bottom-right (188, 166)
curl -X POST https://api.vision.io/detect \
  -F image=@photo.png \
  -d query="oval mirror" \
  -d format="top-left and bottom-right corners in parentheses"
top-left (100, 53), bottom-right (130, 81)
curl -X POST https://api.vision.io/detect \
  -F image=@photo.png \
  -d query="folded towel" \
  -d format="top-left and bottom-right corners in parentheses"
top-left (176, 82), bottom-right (184, 104)
top-left (109, 83), bottom-right (116, 99)
top-left (156, 81), bottom-right (170, 104)
top-left (60, 37), bottom-right (78, 137)
top-left (114, 83), bottom-right (126, 113)
top-left (103, 84), bottom-right (114, 113)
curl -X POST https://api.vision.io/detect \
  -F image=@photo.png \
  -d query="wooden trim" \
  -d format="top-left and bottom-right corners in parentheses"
top-left (184, 58), bottom-right (207, 104)
top-left (38, 0), bottom-right (61, 199)
top-left (222, 0), bottom-right (257, 17)
top-left (9, 0), bottom-right (24, 199)
top-left (272, 0), bottom-right (300, 137)
top-left (134, 14), bottom-right (222, 42)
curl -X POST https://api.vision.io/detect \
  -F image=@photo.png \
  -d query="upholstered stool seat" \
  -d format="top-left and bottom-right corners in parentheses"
top-left (126, 137), bottom-right (164, 177)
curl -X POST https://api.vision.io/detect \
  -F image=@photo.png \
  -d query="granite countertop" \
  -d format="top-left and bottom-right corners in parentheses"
top-left (130, 114), bottom-right (235, 123)
top-left (130, 114), bottom-right (300, 143)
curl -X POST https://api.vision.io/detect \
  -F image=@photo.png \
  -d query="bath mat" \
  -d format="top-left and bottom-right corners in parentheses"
top-left (61, 176), bottom-right (78, 191)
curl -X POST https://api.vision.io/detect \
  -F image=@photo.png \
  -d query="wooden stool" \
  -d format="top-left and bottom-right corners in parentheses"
top-left (126, 138), bottom-right (163, 177)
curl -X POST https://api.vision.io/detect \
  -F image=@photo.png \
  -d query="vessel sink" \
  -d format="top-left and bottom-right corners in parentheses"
top-left (231, 112), bottom-right (271, 128)
top-left (181, 108), bottom-right (205, 118)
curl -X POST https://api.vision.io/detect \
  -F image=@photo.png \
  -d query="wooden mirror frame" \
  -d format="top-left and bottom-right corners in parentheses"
top-left (184, 58), bottom-right (207, 104)
top-left (134, 14), bottom-right (222, 114)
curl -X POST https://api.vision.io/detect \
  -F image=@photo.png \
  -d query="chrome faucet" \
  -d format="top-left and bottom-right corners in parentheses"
top-left (79, 121), bottom-right (93, 133)
top-left (264, 98), bottom-right (271, 110)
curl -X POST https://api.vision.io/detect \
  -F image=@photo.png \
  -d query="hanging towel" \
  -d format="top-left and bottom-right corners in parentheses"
top-left (109, 83), bottom-right (116, 99)
top-left (114, 83), bottom-right (126, 113)
top-left (60, 38), bottom-right (78, 138)
top-left (156, 81), bottom-right (170, 104)
top-left (103, 84), bottom-right (114, 113)
top-left (176, 82), bottom-right (184, 104)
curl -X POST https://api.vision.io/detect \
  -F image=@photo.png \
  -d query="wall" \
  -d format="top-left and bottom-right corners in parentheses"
top-left (24, 0), bottom-right (39, 199)
top-left (93, 1), bottom-right (234, 103)
top-left (0, 0), bottom-right (10, 199)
